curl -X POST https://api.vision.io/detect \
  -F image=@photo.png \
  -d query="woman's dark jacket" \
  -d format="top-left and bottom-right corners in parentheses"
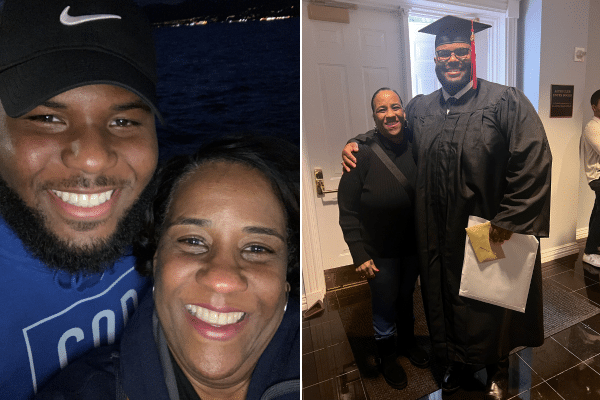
top-left (36, 291), bottom-right (300, 400)
top-left (338, 129), bottom-right (418, 267)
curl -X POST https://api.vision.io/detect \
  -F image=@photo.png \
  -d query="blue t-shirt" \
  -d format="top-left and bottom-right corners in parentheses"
top-left (0, 218), bottom-right (150, 400)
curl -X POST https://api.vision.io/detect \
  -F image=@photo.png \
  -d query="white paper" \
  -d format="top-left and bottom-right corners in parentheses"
top-left (459, 215), bottom-right (539, 313)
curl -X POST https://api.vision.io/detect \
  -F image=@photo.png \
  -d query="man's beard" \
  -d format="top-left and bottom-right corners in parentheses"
top-left (0, 175), bottom-right (156, 275)
top-left (435, 60), bottom-right (471, 95)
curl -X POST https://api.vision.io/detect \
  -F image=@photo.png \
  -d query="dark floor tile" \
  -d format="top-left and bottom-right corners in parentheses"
top-left (516, 339), bottom-right (580, 381)
top-left (324, 264), bottom-right (366, 290)
top-left (302, 379), bottom-right (336, 400)
top-left (303, 340), bottom-right (358, 387)
top-left (326, 291), bottom-right (341, 311)
top-left (336, 283), bottom-right (371, 309)
top-left (548, 270), bottom-right (596, 292)
top-left (546, 362), bottom-right (600, 399)
top-left (557, 253), bottom-right (580, 267)
top-left (509, 382), bottom-right (564, 400)
top-left (542, 263), bottom-right (571, 279)
top-left (574, 283), bottom-right (600, 308)
top-left (302, 350), bottom-right (320, 388)
top-left (304, 314), bottom-right (349, 353)
top-left (470, 353), bottom-right (542, 398)
top-left (336, 369), bottom-right (367, 400)
top-left (303, 326), bottom-right (313, 355)
top-left (584, 352), bottom-right (600, 375)
top-left (302, 371), bottom-right (367, 400)
top-left (505, 352), bottom-right (544, 397)
top-left (428, 383), bottom-right (486, 400)
top-left (582, 312), bottom-right (600, 334)
top-left (552, 322), bottom-right (600, 361)
top-left (331, 340), bottom-right (359, 375)
top-left (324, 269), bottom-right (336, 291)
top-left (328, 313), bottom-right (349, 346)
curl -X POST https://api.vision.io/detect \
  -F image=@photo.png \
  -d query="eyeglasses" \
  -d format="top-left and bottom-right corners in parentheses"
top-left (435, 48), bottom-right (471, 61)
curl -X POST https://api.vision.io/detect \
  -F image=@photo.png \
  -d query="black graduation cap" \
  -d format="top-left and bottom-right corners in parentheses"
top-left (419, 15), bottom-right (491, 89)
top-left (419, 15), bottom-right (491, 48)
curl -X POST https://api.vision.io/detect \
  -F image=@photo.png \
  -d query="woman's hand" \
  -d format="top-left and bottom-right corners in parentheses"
top-left (342, 142), bottom-right (359, 172)
top-left (356, 259), bottom-right (379, 278)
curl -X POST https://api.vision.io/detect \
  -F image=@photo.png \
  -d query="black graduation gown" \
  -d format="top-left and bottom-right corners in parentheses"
top-left (405, 79), bottom-right (552, 365)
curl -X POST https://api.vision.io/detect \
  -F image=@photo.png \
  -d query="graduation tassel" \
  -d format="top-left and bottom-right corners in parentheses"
top-left (471, 19), bottom-right (477, 90)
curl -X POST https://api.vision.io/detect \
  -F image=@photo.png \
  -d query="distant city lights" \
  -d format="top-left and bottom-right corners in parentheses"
top-left (156, 14), bottom-right (293, 28)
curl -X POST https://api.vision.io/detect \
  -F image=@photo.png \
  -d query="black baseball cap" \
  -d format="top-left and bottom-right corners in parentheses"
top-left (419, 15), bottom-right (491, 48)
top-left (0, 0), bottom-right (162, 120)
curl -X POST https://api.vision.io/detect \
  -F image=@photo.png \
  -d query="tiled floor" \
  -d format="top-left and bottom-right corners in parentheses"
top-left (302, 242), bottom-right (600, 399)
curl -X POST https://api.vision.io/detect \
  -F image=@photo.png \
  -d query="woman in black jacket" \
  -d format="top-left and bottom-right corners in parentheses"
top-left (338, 88), bottom-right (428, 390)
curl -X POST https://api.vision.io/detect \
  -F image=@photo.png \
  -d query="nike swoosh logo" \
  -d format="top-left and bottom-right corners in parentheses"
top-left (60, 6), bottom-right (121, 26)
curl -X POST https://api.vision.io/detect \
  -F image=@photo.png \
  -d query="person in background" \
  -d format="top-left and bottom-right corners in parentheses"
top-left (37, 136), bottom-right (300, 400)
top-left (581, 89), bottom-right (600, 268)
top-left (337, 88), bottom-right (429, 390)
top-left (0, 0), bottom-right (160, 398)
top-left (342, 16), bottom-right (552, 400)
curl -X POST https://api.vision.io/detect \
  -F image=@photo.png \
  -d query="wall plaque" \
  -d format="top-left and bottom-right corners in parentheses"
top-left (550, 85), bottom-right (574, 118)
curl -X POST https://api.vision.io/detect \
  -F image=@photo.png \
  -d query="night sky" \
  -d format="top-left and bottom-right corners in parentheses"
top-left (136, 0), bottom-right (187, 5)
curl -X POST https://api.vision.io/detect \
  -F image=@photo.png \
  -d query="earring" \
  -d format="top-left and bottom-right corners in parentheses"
top-left (284, 282), bottom-right (290, 312)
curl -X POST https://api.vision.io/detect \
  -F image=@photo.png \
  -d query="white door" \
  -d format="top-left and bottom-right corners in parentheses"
top-left (301, 1), bottom-right (406, 307)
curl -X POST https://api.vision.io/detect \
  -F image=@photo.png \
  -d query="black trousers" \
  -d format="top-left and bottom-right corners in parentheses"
top-left (585, 179), bottom-right (600, 254)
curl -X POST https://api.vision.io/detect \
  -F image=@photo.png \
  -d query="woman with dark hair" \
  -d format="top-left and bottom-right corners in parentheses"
top-left (338, 88), bottom-right (428, 390)
top-left (37, 135), bottom-right (300, 400)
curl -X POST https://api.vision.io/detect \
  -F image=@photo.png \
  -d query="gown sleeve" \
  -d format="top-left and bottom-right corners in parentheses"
top-left (338, 145), bottom-right (372, 267)
top-left (491, 88), bottom-right (552, 237)
top-left (347, 129), bottom-right (375, 145)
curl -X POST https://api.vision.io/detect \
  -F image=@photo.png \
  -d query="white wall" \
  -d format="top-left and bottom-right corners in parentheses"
top-left (519, 0), bottom-right (591, 259)
top-left (576, 0), bottom-right (600, 236)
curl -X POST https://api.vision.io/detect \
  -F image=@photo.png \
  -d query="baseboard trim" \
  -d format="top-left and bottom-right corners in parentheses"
top-left (577, 227), bottom-right (589, 241)
top-left (541, 241), bottom-right (580, 264)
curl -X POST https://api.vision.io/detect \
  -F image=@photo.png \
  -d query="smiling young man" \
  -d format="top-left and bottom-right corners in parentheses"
top-left (342, 16), bottom-right (552, 400)
top-left (0, 0), bottom-right (161, 398)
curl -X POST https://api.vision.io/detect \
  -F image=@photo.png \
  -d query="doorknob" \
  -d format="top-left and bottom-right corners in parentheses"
top-left (314, 168), bottom-right (338, 195)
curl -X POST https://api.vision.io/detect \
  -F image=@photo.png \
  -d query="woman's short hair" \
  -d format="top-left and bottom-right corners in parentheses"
top-left (370, 87), bottom-right (403, 112)
top-left (134, 135), bottom-right (300, 297)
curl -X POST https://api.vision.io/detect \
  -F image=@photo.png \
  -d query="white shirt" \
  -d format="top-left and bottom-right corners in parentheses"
top-left (442, 81), bottom-right (473, 102)
top-left (580, 116), bottom-right (600, 183)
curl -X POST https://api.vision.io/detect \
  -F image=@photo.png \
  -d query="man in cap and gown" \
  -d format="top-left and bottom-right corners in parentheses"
top-left (342, 16), bottom-right (552, 399)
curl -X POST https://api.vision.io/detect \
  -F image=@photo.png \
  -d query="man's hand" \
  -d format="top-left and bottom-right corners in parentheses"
top-left (342, 142), bottom-right (359, 172)
top-left (489, 224), bottom-right (513, 244)
top-left (356, 259), bottom-right (379, 278)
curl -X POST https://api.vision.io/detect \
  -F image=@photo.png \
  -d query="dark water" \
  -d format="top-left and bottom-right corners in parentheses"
top-left (152, 18), bottom-right (299, 161)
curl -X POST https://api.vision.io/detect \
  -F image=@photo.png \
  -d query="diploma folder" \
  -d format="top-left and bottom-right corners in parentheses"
top-left (459, 216), bottom-right (539, 313)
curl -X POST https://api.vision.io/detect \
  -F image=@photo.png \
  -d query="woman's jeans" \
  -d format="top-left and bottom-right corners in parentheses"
top-left (369, 255), bottom-right (420, 342)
